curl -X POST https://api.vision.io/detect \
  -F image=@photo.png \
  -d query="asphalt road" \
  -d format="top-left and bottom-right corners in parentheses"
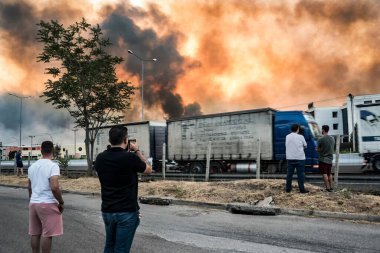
top-left (0, 186), bottom-right (379, 253)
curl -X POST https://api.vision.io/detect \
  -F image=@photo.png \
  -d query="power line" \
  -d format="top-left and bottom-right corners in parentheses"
top-left (275, 95), bottom-right (347, 110)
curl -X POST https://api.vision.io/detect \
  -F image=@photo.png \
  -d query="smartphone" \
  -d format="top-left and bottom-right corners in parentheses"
top-left (127, 138), bottom-right (136, 151)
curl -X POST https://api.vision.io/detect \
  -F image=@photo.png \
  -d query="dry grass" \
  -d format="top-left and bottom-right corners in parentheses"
top-left (1, 175), bottom-right (379, 215)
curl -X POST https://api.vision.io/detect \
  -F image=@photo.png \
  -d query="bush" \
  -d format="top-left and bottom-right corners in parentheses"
top-left (58, 157), bottom-right (70, 176)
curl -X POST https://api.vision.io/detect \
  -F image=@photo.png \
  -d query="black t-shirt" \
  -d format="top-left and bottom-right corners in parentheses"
top-left (95, 147), bottom-right (146, 213)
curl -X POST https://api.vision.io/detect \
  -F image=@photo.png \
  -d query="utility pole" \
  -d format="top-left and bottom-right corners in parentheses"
top-left (8, 93), bottom-right (31, 148)
top-left (29, 136), bottom-right (35, 151)
top-left (72, 129), bottom-right (78, 157)
top-left (348, 94), bottom-right (356, 152)
top-left (127, 50), bottom-right (157, 121)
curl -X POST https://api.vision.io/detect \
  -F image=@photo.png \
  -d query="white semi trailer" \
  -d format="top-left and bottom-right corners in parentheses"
top-left (93, 121), bottom-right (166, 170)
top-left (356, 103), bottom-right (380, 171)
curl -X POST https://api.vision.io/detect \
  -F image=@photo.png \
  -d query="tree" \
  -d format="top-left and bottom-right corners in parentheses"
top-left (37, 19), bottom-right (135, 174)
top-left (53, 144), bottom-right (61, 159)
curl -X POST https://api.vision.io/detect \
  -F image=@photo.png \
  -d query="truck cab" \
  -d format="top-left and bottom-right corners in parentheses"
top-left (274, 111), bottom-right (321, 172)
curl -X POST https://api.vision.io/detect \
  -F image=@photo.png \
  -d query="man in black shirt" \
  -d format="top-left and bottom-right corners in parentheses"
top-left (95, 126), bottom-right (152, 253)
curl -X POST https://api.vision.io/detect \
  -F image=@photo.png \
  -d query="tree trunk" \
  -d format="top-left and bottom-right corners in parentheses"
top-left (85, 125), bottom-right (92, 176)
top-left (89, 139), bottom-right (95, 176)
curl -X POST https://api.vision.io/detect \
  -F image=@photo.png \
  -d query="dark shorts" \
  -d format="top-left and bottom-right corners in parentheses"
top-left (17, 162), bottom-right (23, 168)
top-left (319, 161), bottom-right (332, 175)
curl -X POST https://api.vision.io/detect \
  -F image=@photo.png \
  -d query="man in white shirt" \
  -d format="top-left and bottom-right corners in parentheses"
top-left (28, 141), bottom-right (64, 253)
top-left (285, 124), bottom-right (309, 193)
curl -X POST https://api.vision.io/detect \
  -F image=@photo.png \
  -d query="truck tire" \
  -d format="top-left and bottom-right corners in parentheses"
top-left (267, 164), bottom-right (277, 174)
top-left (373, 157), bottom-right (380, 172)
top-left (190, 162), bottom-right (205, 174)
top-left (279, 160), bottom-right (288, 174)
top-left (210, 161), bottom-right (225, 174)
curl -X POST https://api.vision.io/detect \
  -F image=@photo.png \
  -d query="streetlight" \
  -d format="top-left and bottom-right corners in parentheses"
top-left (28, 135), bottom-right (35, 149)
top-left (8, 93), bottom-right (31, 148)
top-left (348, 93), bottom-right (356, 152)
top-left (128, 50), bottom-right (157, 121)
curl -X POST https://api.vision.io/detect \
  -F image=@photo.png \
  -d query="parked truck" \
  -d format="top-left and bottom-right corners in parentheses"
top-left (167, 108), bottom-right (321, 173)
top-left (92, 108), bottom-right (321, 173)
top-left (93, 121), bottom-right (166, 170)
top-left (356, 103), bottom-right (380, 171)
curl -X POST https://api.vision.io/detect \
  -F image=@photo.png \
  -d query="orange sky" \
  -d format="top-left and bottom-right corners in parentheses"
top-left (1, 0), bottom-right (380, 125)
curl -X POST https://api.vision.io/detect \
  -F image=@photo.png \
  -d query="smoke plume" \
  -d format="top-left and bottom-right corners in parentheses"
top-left (1, 0), bottom-right (380, 144)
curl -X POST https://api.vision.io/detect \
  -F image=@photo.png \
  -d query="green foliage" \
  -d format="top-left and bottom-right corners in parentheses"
top-left (53, 144), bottom-right (61, 159)
top-left (37, 18), bottom-right (135, 173)
top-left (57, 156), bottom-right (70, 169)
top-left (8, 151), bottom-right (17, 160)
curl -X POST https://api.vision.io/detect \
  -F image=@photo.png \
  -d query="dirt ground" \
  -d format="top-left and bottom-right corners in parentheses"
top-left (1, 175), bottom-right (379, 216)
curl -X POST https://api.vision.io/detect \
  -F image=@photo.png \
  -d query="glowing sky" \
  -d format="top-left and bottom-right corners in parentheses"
top-left (1, 0), bottom-right (380, 145)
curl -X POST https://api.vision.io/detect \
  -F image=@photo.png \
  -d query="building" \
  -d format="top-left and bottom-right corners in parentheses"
top-left (308, 93), bottom-right (380, 145)
top-left (0, 142), bottom-right (87, 160)
top-left (60, 143), bottom-right (87, 159)
top-left (306, 106), bottom-right (345, 136)
top-left (0, 146), bottom-right (42, 160)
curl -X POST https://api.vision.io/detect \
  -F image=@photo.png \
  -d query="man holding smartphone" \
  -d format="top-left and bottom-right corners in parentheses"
top-left (95, 126), bottom-right (152, 253)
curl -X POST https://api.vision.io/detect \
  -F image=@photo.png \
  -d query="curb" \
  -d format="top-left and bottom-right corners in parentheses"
top-left (2, 184), bottom-right (379, 222)
top-left (0, 184), bottom-right (100, 196)
top-left (138, 196), bottom-right (380, 222)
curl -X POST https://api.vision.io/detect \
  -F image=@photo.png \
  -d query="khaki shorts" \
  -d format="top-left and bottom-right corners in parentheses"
top-left (29, 203), bottom-right (63, 237)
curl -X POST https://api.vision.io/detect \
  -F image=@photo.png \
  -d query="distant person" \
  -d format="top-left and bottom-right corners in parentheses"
top-left (317, 125), bottom-right (335, 192)
top-left (95, 126), bottom-right (152, 253)
top-left (27, 141), bottom-right (64, 253)
top-left (16, 150), bottom-right (24, 176)
top-left (285, 124), bottom-right (309, 193)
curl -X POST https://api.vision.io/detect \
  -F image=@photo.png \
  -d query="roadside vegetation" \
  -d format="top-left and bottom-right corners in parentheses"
top-left (1, 175), bottom-right (379, 216)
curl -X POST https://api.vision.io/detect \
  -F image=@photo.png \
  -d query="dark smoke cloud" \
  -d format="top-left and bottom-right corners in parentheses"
top-left (295, 0), bottom-right (379, 27)
top-left (101, 3), bottom-right (202, 119)
top-left (0, 94), bottom-right (74, 146)
top-left (0, 0), bottom-right (37, 45)
top-left (184, 102), bottom-right (203, 117)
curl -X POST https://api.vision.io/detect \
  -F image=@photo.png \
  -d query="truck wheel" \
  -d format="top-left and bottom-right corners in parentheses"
top-left (373, 158), bottom-right (380, 172)
top-left (267, 164), bottom-right (277, 174)
top-left (210, 161), bottom-right (225, 174)
top-left (190, 162), bottom-right (205, 174)
top-left (279, 160), bottom-right (288, 174)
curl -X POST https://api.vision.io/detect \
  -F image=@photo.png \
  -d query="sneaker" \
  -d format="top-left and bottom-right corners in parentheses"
top-left (300, 189), bottom-right (309, 194)
top-left (327, 188), bottom-right (333, 192)
top-left (285, 189), bottom-right (291, 193)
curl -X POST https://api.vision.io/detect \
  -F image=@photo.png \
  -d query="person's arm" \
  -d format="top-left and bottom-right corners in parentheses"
top-left (49, 176), bottom-right (64, 213)
top-left (302, 136), bottom-right (307, 149)
top-left (129, 141), bottom-right (152, 174)
top-left (28, 179), bottom-right (32, 199)
top-left (134, 150), bottom-right (152, 174)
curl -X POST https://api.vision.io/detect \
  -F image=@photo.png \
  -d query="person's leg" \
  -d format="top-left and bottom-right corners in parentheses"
top-left (322, 174), bottom-right (329, 189)
top-left (319, 162), bottom-right (330, 189)
top-left (114, 211), bottom-right (140, 253)
top-left (20, 167), bottom-right (24, 176)
top-left (37, 204), bottom-right (63, 253)
top-left (286, 160), bottom-right (294, 192)
top-left (296, 160), bottom-right (306, 192)
top-left (40, 236), bottom-right (52, 253)
top-left (29, 204), bottom-right (43, 253)
top-left (102, 212), bottom-right (116, 253)
top-left (31, 235), bottom-right (41, 253)
top-left (327, 165), bottom-right (333, 190)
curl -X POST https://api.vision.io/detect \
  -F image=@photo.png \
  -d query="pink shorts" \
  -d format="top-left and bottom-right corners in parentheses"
top-left (29, 203), bottom-right (63, 237)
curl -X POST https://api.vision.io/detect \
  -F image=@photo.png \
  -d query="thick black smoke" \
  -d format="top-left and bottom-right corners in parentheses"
top-left (101, 4), bottom-right (202, 119)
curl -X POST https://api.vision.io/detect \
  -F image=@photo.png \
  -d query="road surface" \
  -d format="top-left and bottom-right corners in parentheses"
top-left (0, 186), bottom-right (379, 253)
